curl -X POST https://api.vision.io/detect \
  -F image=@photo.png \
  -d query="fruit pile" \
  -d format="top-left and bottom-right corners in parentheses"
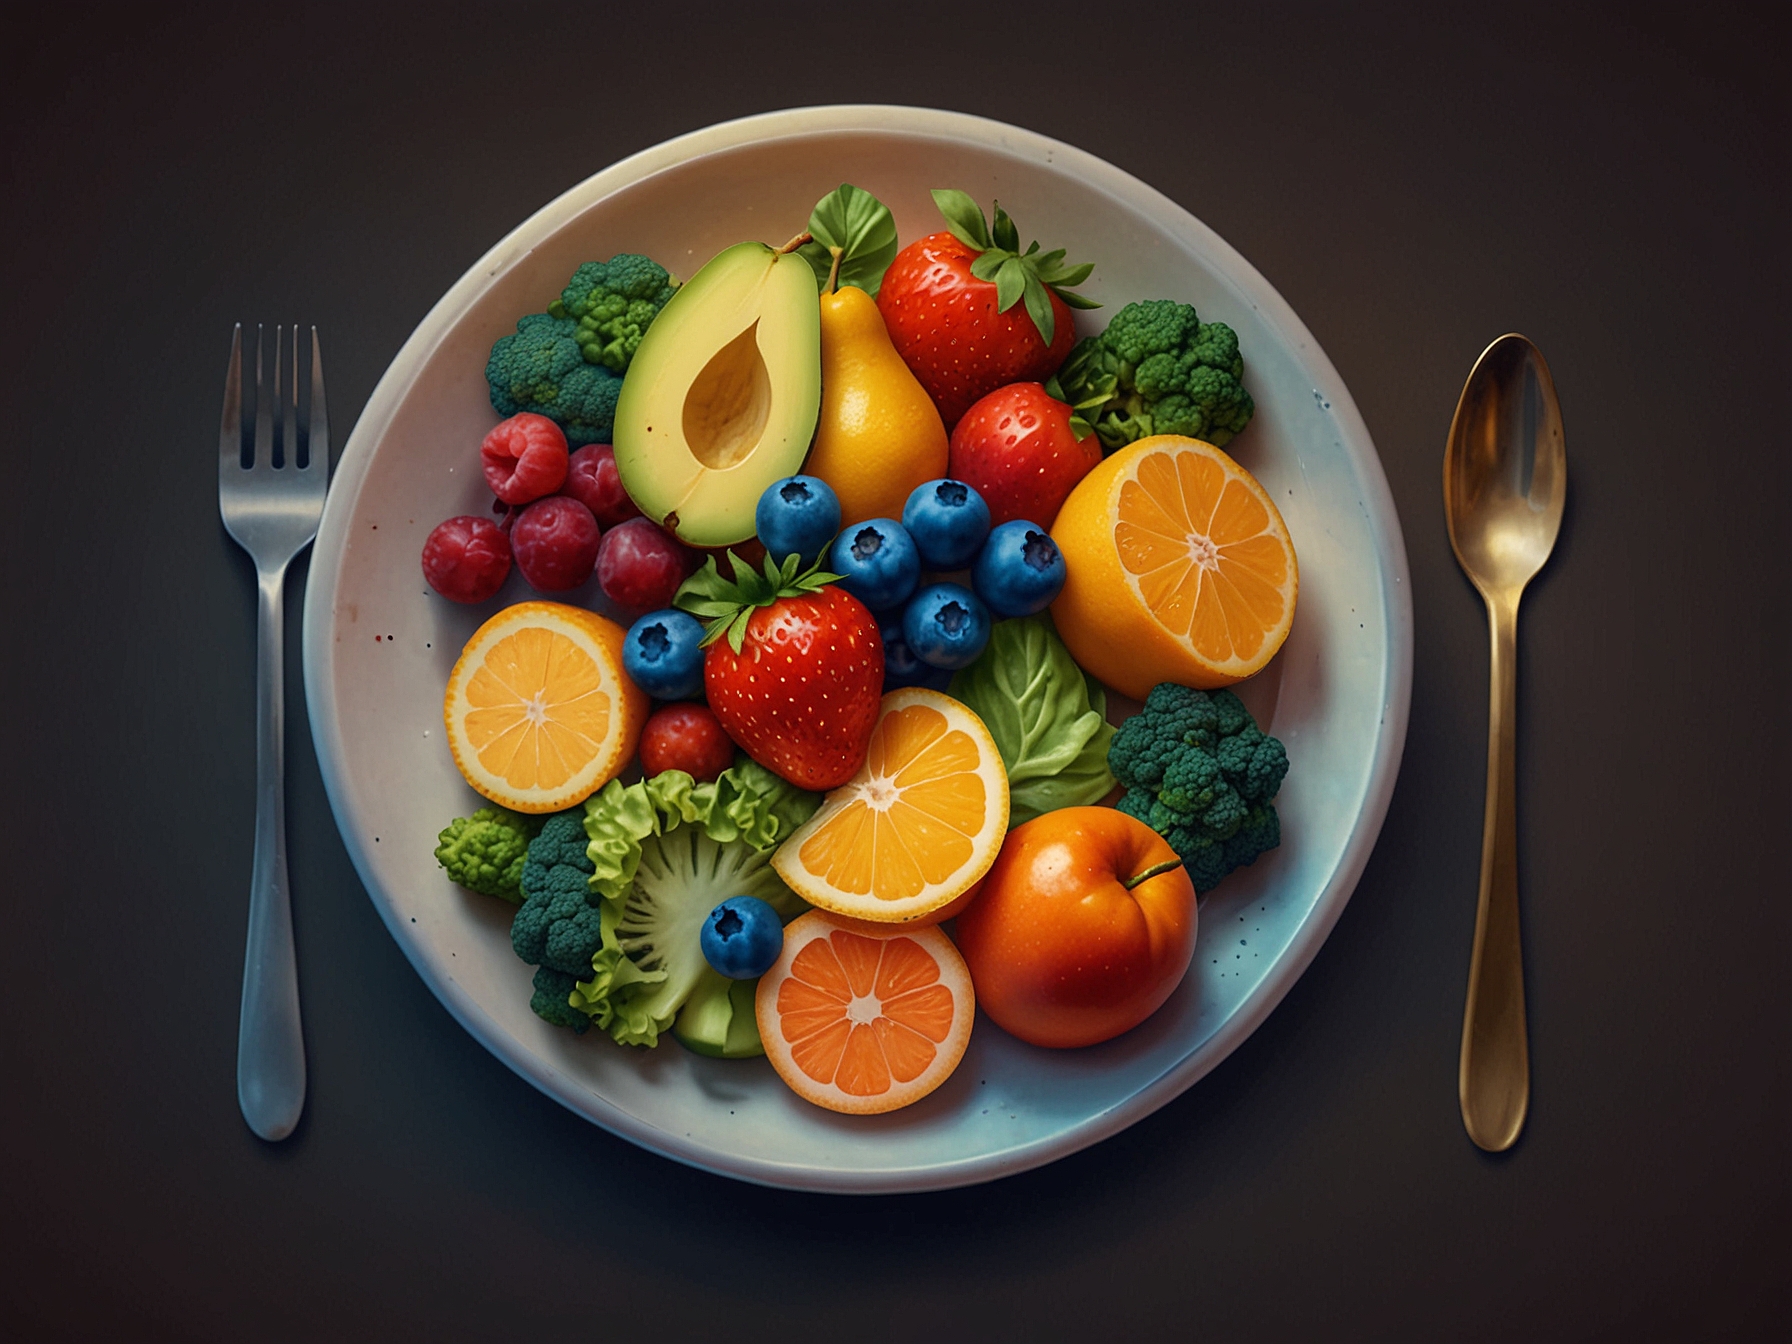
top-left (429, 183), bottom-right (1300, 1116)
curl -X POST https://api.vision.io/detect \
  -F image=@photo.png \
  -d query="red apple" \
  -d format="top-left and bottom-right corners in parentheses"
top-left (954, 806), bottom-right (1197, 1048)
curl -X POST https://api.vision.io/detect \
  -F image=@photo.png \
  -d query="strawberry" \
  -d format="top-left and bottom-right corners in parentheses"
top-left (949, 381), bottom-right (1104, 528)
top-left (673, 552), bottom-right (884, 790)
top-left (877, 190), bottom-right (1098, 429)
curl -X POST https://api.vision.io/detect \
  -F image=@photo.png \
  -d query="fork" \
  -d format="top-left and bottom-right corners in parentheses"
top-left (218, 324), bottom-right (328, 1141)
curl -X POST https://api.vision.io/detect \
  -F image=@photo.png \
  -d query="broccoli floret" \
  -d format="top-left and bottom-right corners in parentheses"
top-left (528, 967), bottom-right (590, 1034)
top-left (434, 806), bottom-right (544, 903)
top-left (1108, 684), bottom-right (1288, 893)
top-left (485, 312), bottom-right (622, 446)
top-left (510, 813), bottom-right (604, 1030)
top-left (1054, 298), bottom-right (1255, 450)
top-left (547, 254), bottom-right (678, 373)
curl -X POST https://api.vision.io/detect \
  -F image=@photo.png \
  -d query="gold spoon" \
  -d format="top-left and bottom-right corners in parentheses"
top-left (1443, 333), bottom-right (1566, 1152)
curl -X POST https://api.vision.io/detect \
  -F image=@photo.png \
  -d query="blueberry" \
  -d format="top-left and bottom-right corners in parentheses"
top-left (902, 582), bottom-right (991, 670)
top-left (755, 475), bottom-right (841, 567)
top-left (902, 478), bottom-right (991, 571)
top-left (880, 618), bottom-right (955, 691)
top-left (699, 896), bottom-right (784, 980)
top-left (828, 518), bottom-right (921, 612)
top-left (972, 520), bottom-right (1066, 618)
top-left (623, 608), bottom-right (706, 700)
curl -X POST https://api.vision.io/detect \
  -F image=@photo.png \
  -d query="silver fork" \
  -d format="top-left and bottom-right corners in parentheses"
top-left (218, 324), bottom-right (328, 1141)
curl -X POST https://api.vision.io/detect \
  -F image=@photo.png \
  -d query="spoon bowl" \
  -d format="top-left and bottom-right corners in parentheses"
top-left (1443, 333), bottom-right (1566, 1153)
top-left (1445, 336), bottom-right (1566, 596)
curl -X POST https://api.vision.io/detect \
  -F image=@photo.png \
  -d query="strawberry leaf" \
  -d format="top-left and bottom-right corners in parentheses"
top-left (1021, 272), bottom-right (1057, 347)
top-left (993, 256), bottom-right (1027, 314)
top-left (991, 202), bottom-right (1020, 253)
top-left (930, 189), bottom-right (1098, 346)
top-left (932, 189), bottom-right (991, 250)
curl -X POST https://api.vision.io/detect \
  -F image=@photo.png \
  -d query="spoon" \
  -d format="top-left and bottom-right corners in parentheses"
top-left (1443, 333), bottom-right (1566, 1152)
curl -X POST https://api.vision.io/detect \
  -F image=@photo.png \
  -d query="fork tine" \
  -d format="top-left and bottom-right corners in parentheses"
top-left (219, 324), bottom-right (243, 470)
top-left (253, 325), bottom-right (273, 469)
top-left (305, 327), bottom-right (329, 475)
top-left (288, 324), bottom-right (301, 468)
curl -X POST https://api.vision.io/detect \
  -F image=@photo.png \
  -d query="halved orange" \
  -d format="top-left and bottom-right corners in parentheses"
top-left (1050, 435), bottom-right (1298, 699)
top-left (771, 688), bottom-right (1008, 924)
top-left (443, 601), bottom-right (647, 813)
top-left (756, 910), bottom-right (974, 1115)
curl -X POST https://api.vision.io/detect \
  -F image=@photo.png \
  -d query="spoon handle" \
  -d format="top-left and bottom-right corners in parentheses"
top-left (1460, 591), bottom-right (1529, 1151)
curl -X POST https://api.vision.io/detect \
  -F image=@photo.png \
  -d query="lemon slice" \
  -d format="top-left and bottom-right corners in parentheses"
top-left (772, 688), bottom-right (1008, 924)
top-left (443, 601), bottom-right (646, 813)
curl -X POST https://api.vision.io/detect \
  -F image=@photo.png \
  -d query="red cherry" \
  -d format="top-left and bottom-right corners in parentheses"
top-left (638, 703), bottom-right (736, 782)
top-left (481, 413), bottom-right (569, 505)
top-left (596, 517), bottom-right (699, 614)
top-left (561, 444), bottom-right (643, 527)
top-left (421, 515), bottom-right (512, 603)
top-left (510, 496), bottom-right (601, 591)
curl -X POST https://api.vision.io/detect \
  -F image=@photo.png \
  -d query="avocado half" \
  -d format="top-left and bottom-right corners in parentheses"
top-left (613, 241), bottom-right (821, 547)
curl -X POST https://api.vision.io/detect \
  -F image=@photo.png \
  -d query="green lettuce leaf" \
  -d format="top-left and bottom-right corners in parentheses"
top-left (948, 615), bottom-right (1117, 826)
top-left (571, 758), bottom-right (820, 1046)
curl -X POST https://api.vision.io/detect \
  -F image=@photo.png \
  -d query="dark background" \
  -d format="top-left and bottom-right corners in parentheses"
top-left (3, 3), bottom-right (1786, 1339)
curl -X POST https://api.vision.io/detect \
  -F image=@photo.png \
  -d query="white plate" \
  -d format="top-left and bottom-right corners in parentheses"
top-left (302, 106), bottom-right (1412, 1193)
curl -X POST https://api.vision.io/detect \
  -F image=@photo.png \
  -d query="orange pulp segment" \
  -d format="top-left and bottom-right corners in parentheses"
top-left (443, 601), bottom-right (646, 813)
top-left (756, 910), bottom-right (974, 1115)
top-left (771, 688), bottom-right (1008, 923)
top-left (1050, 435), bottom-right (1298, 698)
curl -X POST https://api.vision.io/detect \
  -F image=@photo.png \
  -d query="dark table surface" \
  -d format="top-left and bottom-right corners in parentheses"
top-left (4, 4), bottom-right (1786, 1340)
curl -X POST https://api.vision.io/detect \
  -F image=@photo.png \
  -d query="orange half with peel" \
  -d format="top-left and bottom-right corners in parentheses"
top-left (771, 687), bottom-right (1008, 924)
top-left (1050, 435), bottom-right (1298, 700)
top-left (443, 601), bottom-right (646, 813)
top-left (756, 910), bottom-right (974, 1115)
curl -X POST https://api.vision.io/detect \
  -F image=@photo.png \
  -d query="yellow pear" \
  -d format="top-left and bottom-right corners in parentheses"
top-left (805, 284), bottom-right (948, 526)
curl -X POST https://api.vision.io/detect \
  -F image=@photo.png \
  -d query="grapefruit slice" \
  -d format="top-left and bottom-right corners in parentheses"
top-left (756, 910), bottom-right (974, 1115)
top-left (443, 601), bottom-right (647, 813)
top-left (1050, 435), bottom-right (1298, 699)
top-left (771, 687), bottom-right (1008, 924)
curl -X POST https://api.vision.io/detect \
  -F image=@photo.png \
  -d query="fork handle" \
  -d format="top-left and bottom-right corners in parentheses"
top-left (237, 563), bottom-right (307, 1140)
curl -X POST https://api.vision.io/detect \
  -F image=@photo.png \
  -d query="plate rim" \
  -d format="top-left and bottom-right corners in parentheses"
top-left (301, 103), bottom-right (1414, 1194)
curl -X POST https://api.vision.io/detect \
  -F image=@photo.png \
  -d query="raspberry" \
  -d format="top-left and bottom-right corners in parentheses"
top-left (481, 412), bottom-right (569, 505)
top-left (510, 496), bottom-right (601, 591)
top-left (422, 515), bottom-right (512, 603)
top-left (561, 444), bottom-right (642, 527)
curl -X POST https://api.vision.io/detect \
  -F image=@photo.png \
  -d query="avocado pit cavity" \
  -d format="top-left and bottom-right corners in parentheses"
top-left (683, 322), bottom-right (772, 470)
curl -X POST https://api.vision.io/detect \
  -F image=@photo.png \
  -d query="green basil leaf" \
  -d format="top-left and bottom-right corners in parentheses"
top-left (931, 188), bottom-right (990, 250)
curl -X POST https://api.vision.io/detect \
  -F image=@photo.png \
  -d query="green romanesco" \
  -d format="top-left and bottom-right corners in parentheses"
top-left (547, 254), bottom-right (679, 372)
top-left (1052, 298), bottom-right (1255, 450)
top-left (509, 811), bottom-right (604, 1031)
top-left (1107, 683), bottom-right (1289, 893)
top-left (434, 806), bottom-right (544, 903)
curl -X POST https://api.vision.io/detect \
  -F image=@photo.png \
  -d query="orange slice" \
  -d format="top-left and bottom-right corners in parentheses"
top-left (1049, 434), bottom-right (1298, 699)
top-left (756, 910), bottom-right (974, 1115)
top-left (443, 601), bottom-right (647, 813)
top-left (771, 688), bottom-right (1008, 924)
